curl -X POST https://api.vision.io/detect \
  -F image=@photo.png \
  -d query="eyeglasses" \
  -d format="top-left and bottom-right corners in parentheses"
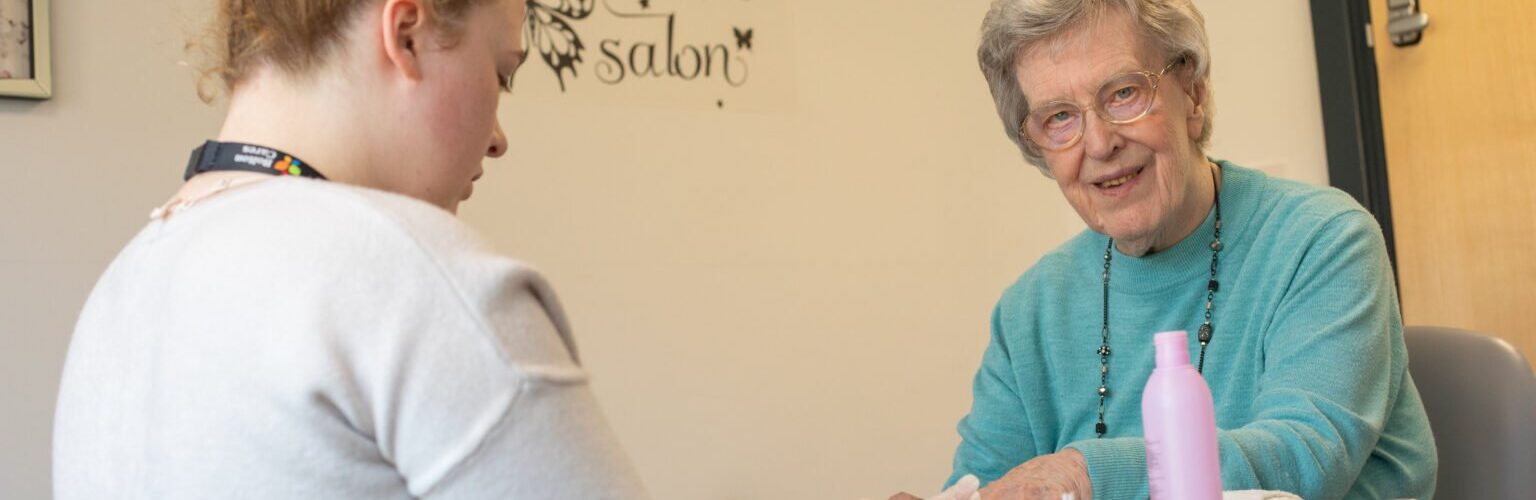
top-left (1018, 57), bottom-right (1185, 153)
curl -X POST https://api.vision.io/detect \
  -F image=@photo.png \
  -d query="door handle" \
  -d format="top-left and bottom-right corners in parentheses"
top-left (1386, 0), bottom-right (1430, 47)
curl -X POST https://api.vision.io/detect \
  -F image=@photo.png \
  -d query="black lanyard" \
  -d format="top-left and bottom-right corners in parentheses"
top-left (184, 140), bottom-right (328, 181)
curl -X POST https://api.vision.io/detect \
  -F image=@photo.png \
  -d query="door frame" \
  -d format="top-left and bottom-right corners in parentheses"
top-left (1309, 0), bottom-right (1397, 268)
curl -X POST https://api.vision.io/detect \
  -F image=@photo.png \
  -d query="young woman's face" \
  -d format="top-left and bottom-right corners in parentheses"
top-left (408, 0), bottom-right (525, 213)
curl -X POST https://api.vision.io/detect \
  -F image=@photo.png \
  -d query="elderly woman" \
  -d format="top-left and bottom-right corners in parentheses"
top-left (934, 1), bottom-right (1439, 498)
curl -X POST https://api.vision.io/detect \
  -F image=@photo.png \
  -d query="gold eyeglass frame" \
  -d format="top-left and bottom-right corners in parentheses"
top-left (1018, 56), bottom-right (1186, 154)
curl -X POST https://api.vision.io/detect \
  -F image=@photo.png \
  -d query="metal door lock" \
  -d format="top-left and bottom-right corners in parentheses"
top-left (1387, 0), bottom-right (1430, 47)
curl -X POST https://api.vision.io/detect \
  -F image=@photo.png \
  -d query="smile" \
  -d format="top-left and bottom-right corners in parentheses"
top-left (1094, 166), bottom-right (1145, 190)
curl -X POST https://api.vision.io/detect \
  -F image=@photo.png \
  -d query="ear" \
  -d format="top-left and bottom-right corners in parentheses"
top-left (1183, 78), bottom-right (1208, 140)
top-left (380, 0), bottom-right (429, 81)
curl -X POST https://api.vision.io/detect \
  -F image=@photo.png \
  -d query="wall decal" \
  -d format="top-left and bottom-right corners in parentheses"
top-left (524, 0), bottom-right (597, 92)
top-left (732, 27), bottom-right (752, 51)
top-left (515, 0), bottom-right (793, 113)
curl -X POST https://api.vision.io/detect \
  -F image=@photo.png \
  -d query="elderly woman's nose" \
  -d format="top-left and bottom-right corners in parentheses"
top-left (1081, 114), bottom-right (1124, 160)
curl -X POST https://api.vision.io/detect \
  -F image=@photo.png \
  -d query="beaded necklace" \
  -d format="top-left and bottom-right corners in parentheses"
top-left (1093, 164), bottom-right (1222, 437)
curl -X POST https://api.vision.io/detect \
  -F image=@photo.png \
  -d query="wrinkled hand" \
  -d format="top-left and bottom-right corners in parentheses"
top-left (887, 474), bottom-right (981, 500)
top-left (978, 449), bottom-right (1092, 500)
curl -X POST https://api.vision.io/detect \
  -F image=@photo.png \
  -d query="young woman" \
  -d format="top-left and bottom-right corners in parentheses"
top-left (54, 1), bottom-right (648, 497)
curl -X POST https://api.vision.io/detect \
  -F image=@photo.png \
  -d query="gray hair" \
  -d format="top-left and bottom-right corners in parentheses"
top-left (978, 0), bottom-right (1213, 174)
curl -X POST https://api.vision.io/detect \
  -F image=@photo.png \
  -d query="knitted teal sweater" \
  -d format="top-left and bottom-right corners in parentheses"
top-left (947, 162), bottom-right (1437, 499)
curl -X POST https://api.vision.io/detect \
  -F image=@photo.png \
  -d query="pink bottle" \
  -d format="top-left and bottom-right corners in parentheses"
top-left (1142, 330), bottom-right (1222, 500)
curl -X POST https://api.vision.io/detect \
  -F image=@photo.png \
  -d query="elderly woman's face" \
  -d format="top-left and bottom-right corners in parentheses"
top-left (1015, 11), bottom-right (1207, 254)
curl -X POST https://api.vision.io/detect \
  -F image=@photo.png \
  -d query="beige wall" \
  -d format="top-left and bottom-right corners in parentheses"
top-left (0, 1), bottom-right (1325, 498)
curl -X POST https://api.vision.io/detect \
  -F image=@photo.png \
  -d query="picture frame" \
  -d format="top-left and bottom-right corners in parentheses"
top-left (0, 0), bottom-right (51, 99)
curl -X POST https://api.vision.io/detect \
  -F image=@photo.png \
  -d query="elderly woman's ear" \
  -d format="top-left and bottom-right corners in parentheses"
top-left (1183, 79), bottom-right (1208, 142)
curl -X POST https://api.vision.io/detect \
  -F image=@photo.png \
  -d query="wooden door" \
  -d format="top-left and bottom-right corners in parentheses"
top-left (1368, 0), bottom-right (1536, 362)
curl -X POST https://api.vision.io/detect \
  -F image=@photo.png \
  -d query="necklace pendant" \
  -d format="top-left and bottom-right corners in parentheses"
top-left (1097, 345), bottom-right (1111, 356)
top-left (1198, 323), bottom-right (1214, 343)
top-left (1096, 422), bottom-right (1107, 435)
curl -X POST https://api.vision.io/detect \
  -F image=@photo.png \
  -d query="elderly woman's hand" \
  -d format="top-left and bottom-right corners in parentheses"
top-left (978, 449), bottom-right (1092, 500)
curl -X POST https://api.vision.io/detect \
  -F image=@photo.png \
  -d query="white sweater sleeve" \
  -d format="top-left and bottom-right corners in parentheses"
top-left (336, 187), bottom-right (649, 499)
top-left (418, 299), bottom-right (647, 499)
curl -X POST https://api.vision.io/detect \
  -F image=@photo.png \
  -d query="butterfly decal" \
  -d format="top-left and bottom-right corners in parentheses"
top-left (525, 0), bottom-right (597, 91)
top-left (732, 27), bottom-right (753, 51)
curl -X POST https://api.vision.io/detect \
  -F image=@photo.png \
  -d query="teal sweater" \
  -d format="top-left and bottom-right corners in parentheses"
top-left (947, 163), bottom-right (1437, 499)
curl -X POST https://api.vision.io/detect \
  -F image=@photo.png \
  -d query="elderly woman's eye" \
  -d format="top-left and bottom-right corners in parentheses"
top-left (1048, 111), bottom-right (1073, 124)
top-left (1113, 86), bottom-right (1137, 101)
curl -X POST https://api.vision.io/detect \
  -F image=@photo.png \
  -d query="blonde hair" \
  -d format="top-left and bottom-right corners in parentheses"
top-left (194, 0), bottom-right (495, 101)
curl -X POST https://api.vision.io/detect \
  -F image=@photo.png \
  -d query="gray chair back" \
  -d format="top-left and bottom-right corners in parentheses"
top-left (1404, 325), bottom-right (1536, 499)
